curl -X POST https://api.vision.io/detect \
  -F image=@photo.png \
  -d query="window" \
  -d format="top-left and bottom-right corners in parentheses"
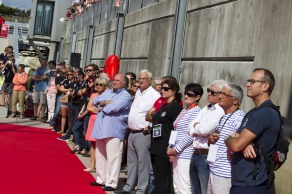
top-left (34, 1), bottom-right (54, 36)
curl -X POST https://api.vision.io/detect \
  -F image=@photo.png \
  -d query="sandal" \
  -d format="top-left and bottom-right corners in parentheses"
top-left (84, 168), bottom-right (95, 172)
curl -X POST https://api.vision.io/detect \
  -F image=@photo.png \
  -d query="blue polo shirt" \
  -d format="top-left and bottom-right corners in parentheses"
top-left (231, 100), bottom-right (280, 186)
top-left (33, 67), bottom-right (49, 91)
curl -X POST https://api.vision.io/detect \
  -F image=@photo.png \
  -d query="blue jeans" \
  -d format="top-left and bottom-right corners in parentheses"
top-left (83, 114), bottom-right (90, 151)
top-left (50, 95), bottom-right (61, 127)
top-left (72, 119), bottom-right (85, 149)
top-left (190, 153), bottom-right (210, 194)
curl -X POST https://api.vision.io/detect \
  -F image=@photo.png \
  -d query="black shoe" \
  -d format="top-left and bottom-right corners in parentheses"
top-left (90, 182), bottom-right (105, 187)
top-left (114, 189), bottom-right (131, 194)
top-left (103, 186), bottom-right (115, 191)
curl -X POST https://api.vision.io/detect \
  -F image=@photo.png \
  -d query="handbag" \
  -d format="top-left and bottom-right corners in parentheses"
top-left (60, 94), bottom-right (69, 103)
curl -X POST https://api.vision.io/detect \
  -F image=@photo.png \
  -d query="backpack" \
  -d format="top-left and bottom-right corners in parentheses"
top-left (253, 103), bottom-right (290, 193)
top-left (257, 103), bottom-right (290, 171)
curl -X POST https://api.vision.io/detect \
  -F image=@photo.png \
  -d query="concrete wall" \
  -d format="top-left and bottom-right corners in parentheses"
top-left (60, 1), bottom-right (292, 192)
top-left (120, 0), bottom-right (176, 76)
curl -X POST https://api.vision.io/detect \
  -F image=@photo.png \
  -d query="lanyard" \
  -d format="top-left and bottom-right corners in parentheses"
top-left (216, 108), bottom-right (239, 133)
top-left (174, 103), bottom-right (198, 129)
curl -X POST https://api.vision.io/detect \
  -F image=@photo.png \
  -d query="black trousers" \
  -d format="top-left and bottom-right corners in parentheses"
top-left (151, 154), bottom-right (172, 194)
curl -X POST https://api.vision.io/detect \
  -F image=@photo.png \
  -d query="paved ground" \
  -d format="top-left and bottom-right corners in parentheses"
top-left (0, 116), bottom-right (127, 194)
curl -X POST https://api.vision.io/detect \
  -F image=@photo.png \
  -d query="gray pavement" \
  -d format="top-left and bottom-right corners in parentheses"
top-left (0, 116), bottom-right (127, 194)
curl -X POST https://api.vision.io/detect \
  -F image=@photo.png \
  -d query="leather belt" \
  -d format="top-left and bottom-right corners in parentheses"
top-left (130, 129), bottom-right (144, 134)
top-left (194, 149), bottom-right (208, 155)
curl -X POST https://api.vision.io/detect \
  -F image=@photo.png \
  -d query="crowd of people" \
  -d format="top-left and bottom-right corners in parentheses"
top-left (60, 0), bottom-right (101, 22)
top-left (0, 49), bottom-right (281, 194)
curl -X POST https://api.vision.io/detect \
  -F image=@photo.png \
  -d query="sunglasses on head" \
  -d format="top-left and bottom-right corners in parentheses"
top-left (95, 83), bottom-right (104, 86)
top-left (184, 92), bottom-right (197, 98)
top-left (161, 87), bottom-right (171, 91)
top-left (207, 88), bottom-right (218, 96)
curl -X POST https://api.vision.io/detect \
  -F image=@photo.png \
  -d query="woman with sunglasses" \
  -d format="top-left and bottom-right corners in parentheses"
top-left (148, 79), bottom-right (183, 194)
top-left (58, 70), bottom-right (75, 134)
top-left (83, 77), bottom-right (109, 172)
top-left (71, 76), bottom-right (96, 155)
top-left (166, 83), bottom-right (204, 194)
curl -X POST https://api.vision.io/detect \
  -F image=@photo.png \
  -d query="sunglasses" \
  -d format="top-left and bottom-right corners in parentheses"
top-left (184, 92), bottom-right (197, 98)
top-left (87, 80), bottom-right (93, 83)
top-left (95, 83), bottom-right (104, 86)
top-left (67, 74), bottom-right (73, 76)
top-left (85, 69), bottom-right (93, 72)
top-left (207, 88), bottom-right (218, 96)
top-left (161, 87), bottom-right (171, 91)
top-left (133, 85), bottom-right (139, 88)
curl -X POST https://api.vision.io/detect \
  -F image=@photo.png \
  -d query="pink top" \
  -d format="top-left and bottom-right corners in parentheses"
top-left (12, 72), bottom-right (28, 91)
top-left (48, 78), bottom-right (57, 94)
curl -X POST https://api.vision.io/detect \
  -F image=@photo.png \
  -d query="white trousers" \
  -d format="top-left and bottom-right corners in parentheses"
top-left (207, 172), bottom-right (231, 194)
top-left (173, 157), bottom-right (192, 194)
top-left (46, 92), bottom-right (56, 121)
top-left (95, 137), bottom-right (123, 188)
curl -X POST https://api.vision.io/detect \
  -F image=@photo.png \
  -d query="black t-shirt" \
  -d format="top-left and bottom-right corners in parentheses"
top-left (149, 101), bottom-right (183, 158)
top-left (55, 76), bottom-right (66, 97)
top-left (3, 63), bottom-right (16, 82)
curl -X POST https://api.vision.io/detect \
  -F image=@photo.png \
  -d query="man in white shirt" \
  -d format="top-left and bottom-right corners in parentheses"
top-left (188, 80), bottom-right (226, 194)
top-left (115, 69), bottom-right (160, 194)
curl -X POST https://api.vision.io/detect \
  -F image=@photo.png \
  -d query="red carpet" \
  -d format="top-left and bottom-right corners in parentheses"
top-left (0, 123), bottom-right (106, 194)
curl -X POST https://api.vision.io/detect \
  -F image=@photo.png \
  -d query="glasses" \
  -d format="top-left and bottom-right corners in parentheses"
top-left (95, 83), bottom-right (104, 86)
top-left (218, 92), bottom-right (234, 98)
top-left (207, 88), bottom-right (218, 96)
top-left (138, 78), bottom-right (150, 81)
top-left (161, 87), bottom-right (171, 91)
top-left (246, 79), bottom-right (266, 85)
top-left (184, 92), bottom-right (197, 98)
top-left (67, 74), bottom-right (73, 76)
top-left (85, 69), bottom-right (93, 72)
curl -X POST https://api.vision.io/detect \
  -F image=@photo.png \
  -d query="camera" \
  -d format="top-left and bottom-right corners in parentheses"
top-left (144, 126), bottom-right (152, 135)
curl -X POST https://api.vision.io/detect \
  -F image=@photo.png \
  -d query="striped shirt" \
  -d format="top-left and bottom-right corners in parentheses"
top-left (174, 106), bottom-right (201, 159)
top-left (209, 110), bottom-right (245, 178)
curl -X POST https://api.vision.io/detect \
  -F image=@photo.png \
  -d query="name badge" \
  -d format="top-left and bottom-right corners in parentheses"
top-left (152, 124), bottom-right (162, 138)
top-left (207, 144), bottom-right (218, 163)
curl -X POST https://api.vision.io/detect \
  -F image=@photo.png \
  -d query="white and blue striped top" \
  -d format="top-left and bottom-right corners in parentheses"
top-left (174, 106), bottom-right (201, 160)
top-left (209, 110), bottom-right (245, 178)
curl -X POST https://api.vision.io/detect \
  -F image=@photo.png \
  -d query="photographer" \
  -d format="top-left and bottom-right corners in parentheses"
top-left (1, 57), bottom-right (16, 107)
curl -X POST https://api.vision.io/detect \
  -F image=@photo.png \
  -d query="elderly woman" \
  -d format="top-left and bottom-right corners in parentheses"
top-left (167, 83), bottom-right (204, 194)
top-left (148, 78), bottom-right (183, 194)
top-left (11, 64), bottom-right (28, 118)
top-left (84, 77), bottom-right (109, 172)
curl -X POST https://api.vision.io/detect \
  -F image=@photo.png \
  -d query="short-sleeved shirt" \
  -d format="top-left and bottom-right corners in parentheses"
top-left (149, 101), bottom-right (183, 158)
top-left (33, 67), bottom-right (49, 91)
top-left (3, 63), bottom-right (16, 82)
top-left (231, 100), bottom-right (280, 186)
top-left (61, 79), bottom-right (75, 101)
top-left (55, 76), bottom-right (66, 97)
